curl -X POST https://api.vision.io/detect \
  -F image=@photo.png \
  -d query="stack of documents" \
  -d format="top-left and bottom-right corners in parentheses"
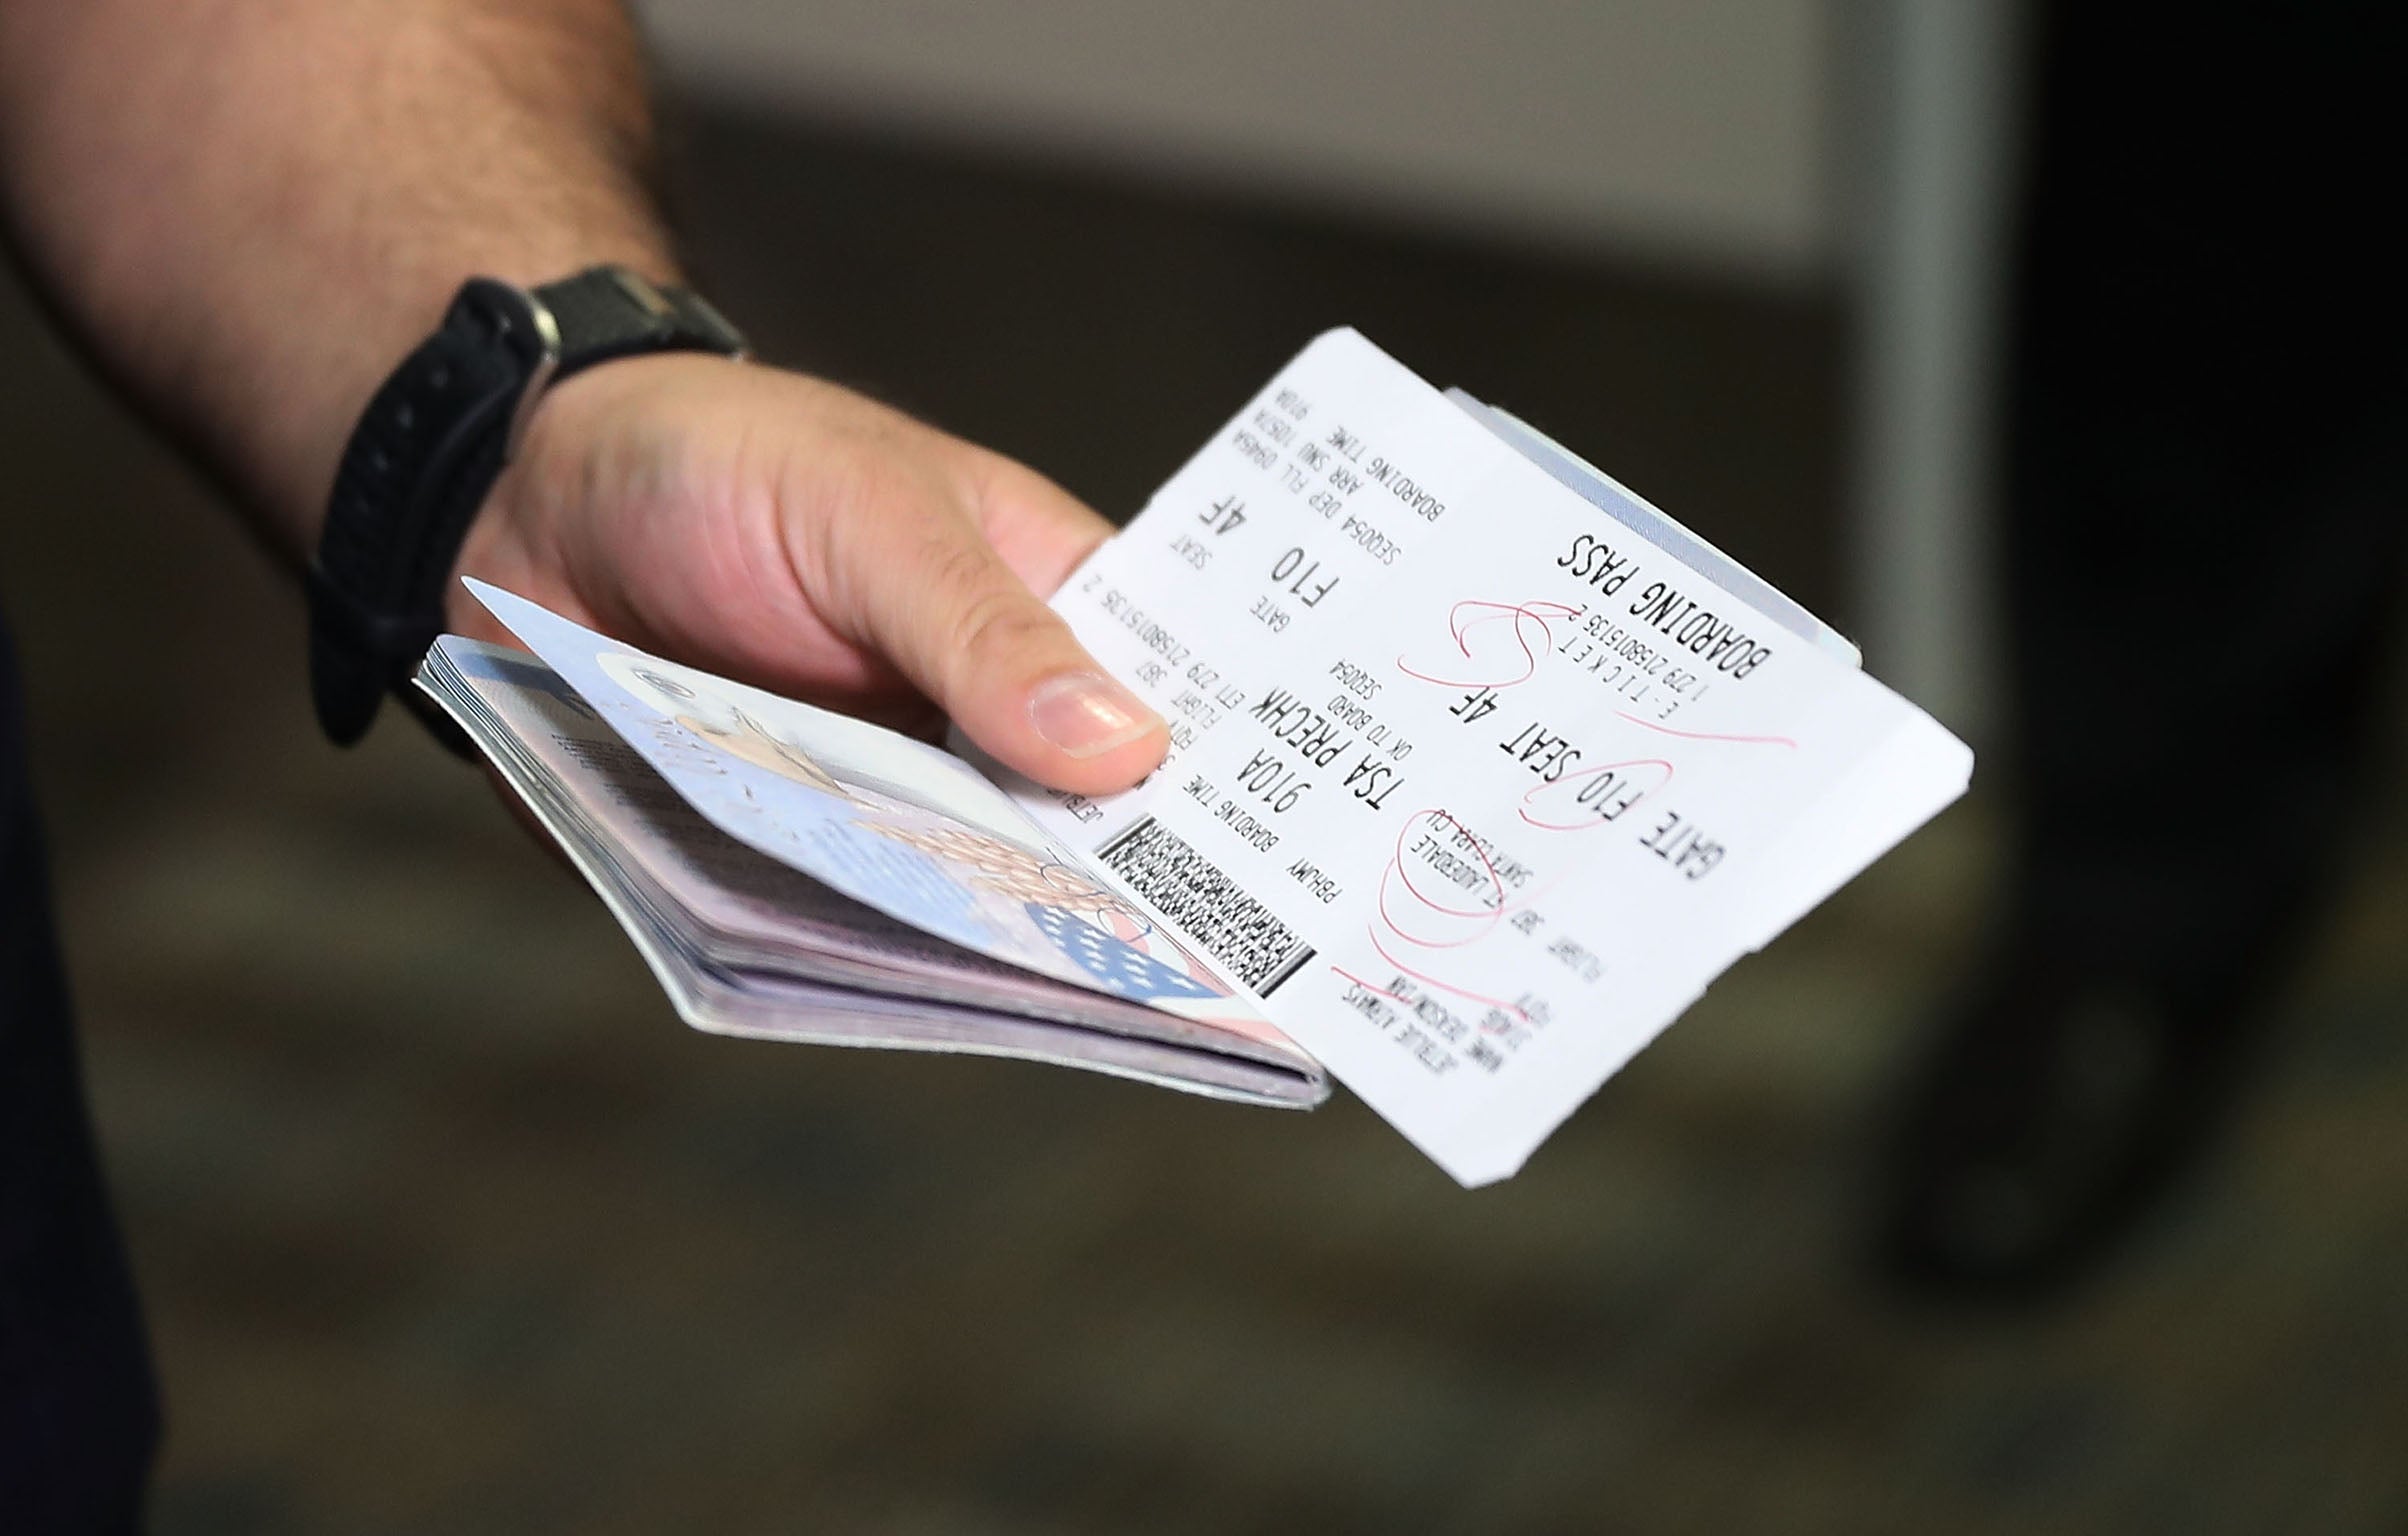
top-left (421, 330), bottom-right (1970, 1184)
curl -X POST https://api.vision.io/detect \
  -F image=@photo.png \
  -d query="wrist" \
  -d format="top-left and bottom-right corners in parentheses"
top-left (449, 350), bottom-right (743, 639)
top-left (311, 268), bottom-right (746, 746)
top-left (303, 246), bottom-right (683, 526)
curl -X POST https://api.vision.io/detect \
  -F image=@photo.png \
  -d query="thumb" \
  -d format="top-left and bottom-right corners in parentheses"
top-left (847, 498), bottom-right (1168, 795)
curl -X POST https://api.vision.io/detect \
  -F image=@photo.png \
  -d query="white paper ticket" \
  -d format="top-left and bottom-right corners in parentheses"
top-left (991, 329), bottom-right (1972, 1185)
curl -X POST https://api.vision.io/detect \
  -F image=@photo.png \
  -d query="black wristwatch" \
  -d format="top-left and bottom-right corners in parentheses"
top-left (308, 264), bottom-right (748, 746)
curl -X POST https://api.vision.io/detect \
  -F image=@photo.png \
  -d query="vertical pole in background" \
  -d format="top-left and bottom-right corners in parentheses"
top-left (1848, 0), bottom-right (2026, 743)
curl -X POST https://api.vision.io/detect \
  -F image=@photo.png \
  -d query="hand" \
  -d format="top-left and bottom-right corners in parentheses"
top-left (450, 354), bottom-right (1168, 794)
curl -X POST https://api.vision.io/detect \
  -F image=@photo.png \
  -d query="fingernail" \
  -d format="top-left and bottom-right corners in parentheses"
top-left (1028, 672), bottom-right (1162, 759)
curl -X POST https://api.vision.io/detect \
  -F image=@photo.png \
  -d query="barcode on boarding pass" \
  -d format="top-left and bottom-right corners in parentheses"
top-left (1095, 817), bottom-right (1315, 997)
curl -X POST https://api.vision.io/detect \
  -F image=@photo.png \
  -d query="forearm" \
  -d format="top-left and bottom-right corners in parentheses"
top-left (2, 0), bottom-right (1167, 792)
top-left (0, 0), bottom-right (676, 562)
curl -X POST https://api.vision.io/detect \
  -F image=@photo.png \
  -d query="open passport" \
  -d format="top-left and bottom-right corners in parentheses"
top-left (420, 330), bottom-right (1972, 1185)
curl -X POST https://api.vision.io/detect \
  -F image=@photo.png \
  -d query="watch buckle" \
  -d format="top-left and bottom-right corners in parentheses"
top-left (502, 286), bottom-right (564, 464)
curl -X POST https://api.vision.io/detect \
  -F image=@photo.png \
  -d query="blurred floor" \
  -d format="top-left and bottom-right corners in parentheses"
top-left (2, 104), bottom-right (2404, 1535)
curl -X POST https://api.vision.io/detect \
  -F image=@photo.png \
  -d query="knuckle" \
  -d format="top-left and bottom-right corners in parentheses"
top-left (944, 581), bottom-right (1055, 692)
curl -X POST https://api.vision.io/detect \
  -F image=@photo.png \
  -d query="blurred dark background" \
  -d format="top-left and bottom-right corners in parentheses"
top-left (2, 4), bottom-right (2405, 1532)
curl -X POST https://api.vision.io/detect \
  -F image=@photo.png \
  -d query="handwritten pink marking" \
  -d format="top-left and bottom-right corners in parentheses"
top-left (1517, 757), bottom-right (1676, 831)
top-left (1365, 924), bottom-right (1531, 1022)
top-left (1611, 710), bottom-right (1798, 749)
top-left (1357, 808), bottom-right (1530, 1020)
top-left (1378, 863), bottom-right (1498, 950)
top-left (1385, 807), bottom-right (1507, 929)
top-left (1395, 599), bottom-right (1580, 691)
top-left (1330, 966), bottom-right (1415, 1009)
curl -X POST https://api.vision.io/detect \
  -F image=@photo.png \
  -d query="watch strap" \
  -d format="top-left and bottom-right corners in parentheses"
top-left (311, 278), bottom-right (540, 745)
top-left (539, 266), bottom-right (744, 377)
